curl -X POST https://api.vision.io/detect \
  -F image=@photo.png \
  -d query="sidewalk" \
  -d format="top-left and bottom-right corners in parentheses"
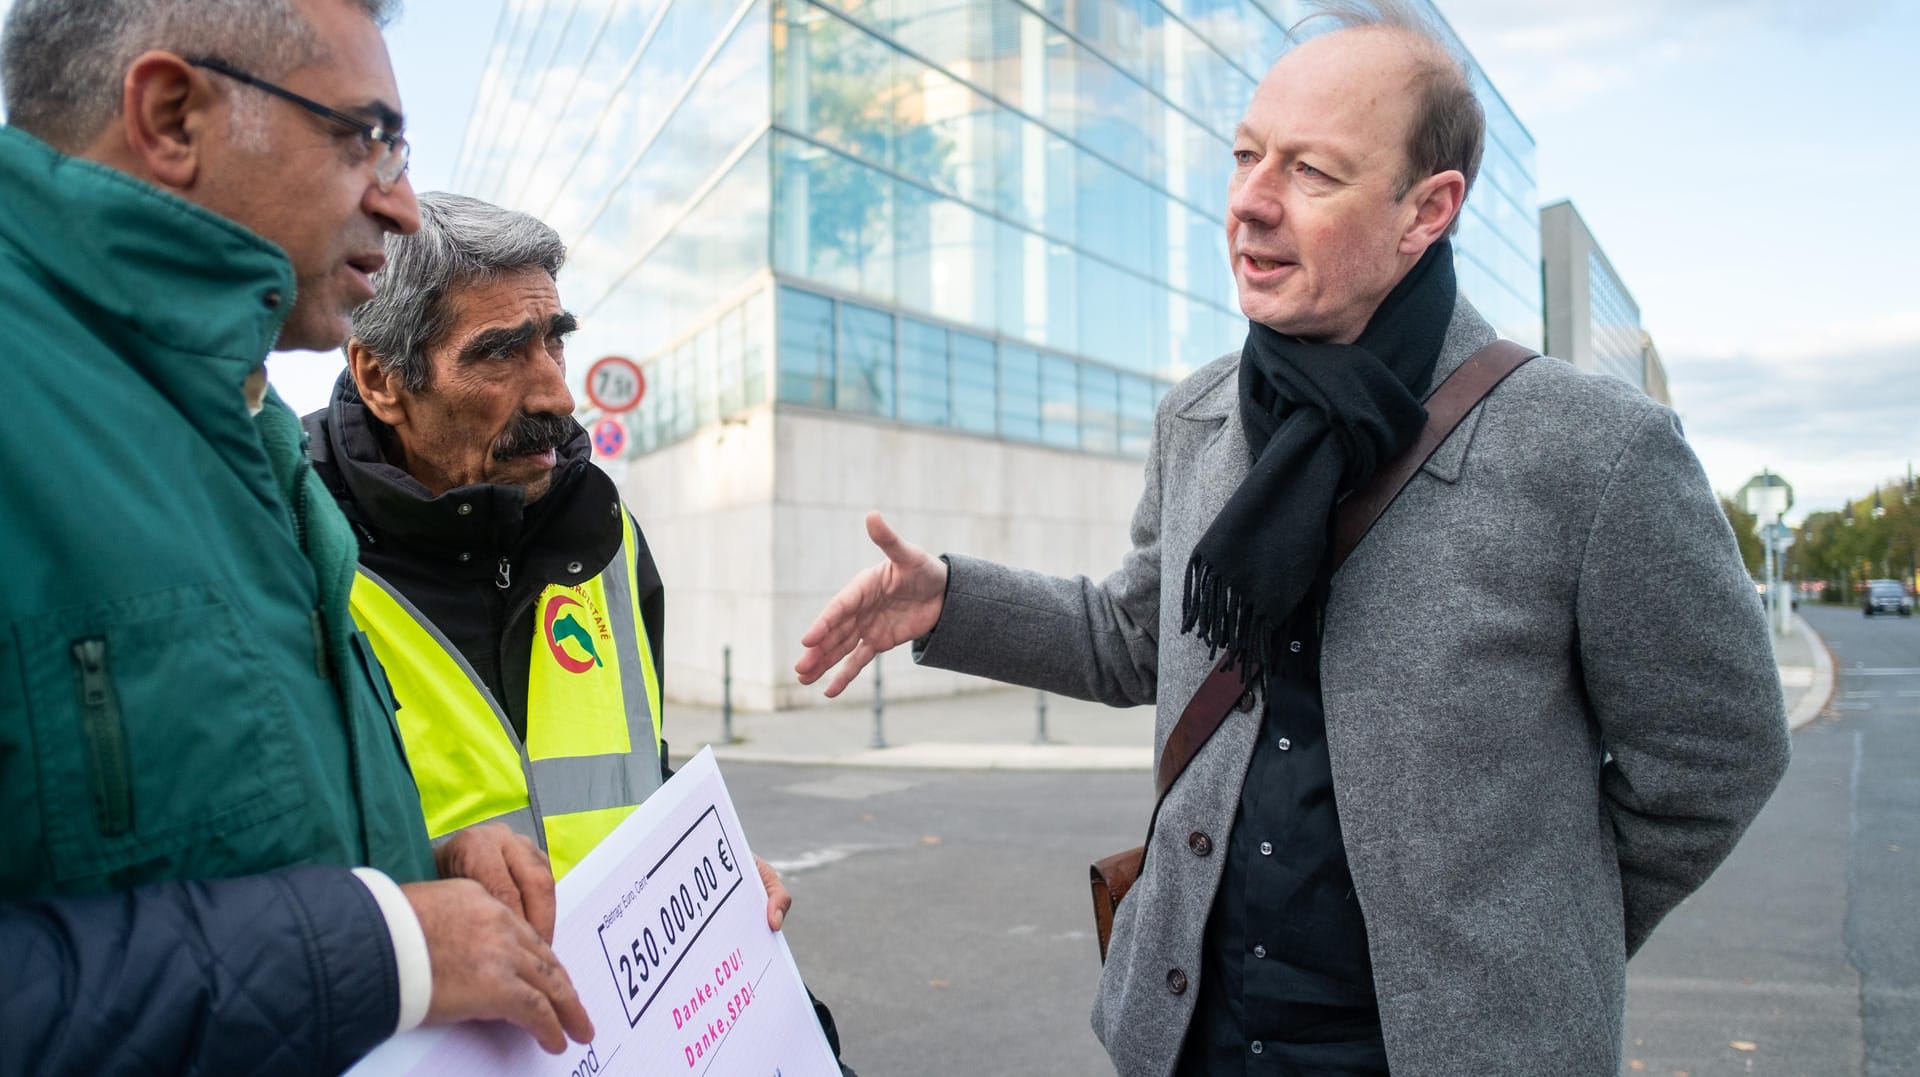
top-left (667, 614), bottom-right (1836, 771)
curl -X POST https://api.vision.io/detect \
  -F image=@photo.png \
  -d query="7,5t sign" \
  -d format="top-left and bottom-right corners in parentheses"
top-left (586, 356), bottom-right (646, 414)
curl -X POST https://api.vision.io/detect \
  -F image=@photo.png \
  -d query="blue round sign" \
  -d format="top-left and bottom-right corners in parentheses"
top-left (591, 417), bottom-right (627, 459)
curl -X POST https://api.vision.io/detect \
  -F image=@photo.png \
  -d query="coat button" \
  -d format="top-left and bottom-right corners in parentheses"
top-left (1166, 968), bottom-right (1188, 995)
top-left (456, 502), bottom-right (473, 516)
top-left (1289, 640), bottom-right (1303, 653)
top-left (1259, 841), bottom-right (1273, 856)
top-left (1236, 688), bottom-right (1257, 713)
top-left (1251, 1040), bottom-right (1264, 1055)
top-left (1277, 737), bottom-right (1292, 751)
top-left (1187, 831), bottom-right (1212, 857)
top-left (567, 561), bottom-right (584, 574)
top-left (262, 289), bottom-right (281, 309)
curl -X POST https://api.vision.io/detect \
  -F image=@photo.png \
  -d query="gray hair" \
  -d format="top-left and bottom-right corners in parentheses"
top-left (1294, 0), bottom-right (1484, 235)
top-left (1, 0), bottom-right (398, 150)
top-left (351, 192), bottom-right (568, 392)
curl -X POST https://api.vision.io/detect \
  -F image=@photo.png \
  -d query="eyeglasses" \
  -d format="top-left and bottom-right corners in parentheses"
top-left (185, 56), bottom-right (410, 192)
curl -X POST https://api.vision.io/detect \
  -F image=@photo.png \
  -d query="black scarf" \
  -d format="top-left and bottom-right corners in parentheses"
top-left (1181, 240), bottom-right (1457, 680)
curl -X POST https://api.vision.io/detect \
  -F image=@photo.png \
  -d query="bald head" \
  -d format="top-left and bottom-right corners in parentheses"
top-left (1224, 19), bottom-right (1477, 342)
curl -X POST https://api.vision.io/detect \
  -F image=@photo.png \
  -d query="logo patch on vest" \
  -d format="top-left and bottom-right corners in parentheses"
top-left (542, 592), bottom-right (608, 674)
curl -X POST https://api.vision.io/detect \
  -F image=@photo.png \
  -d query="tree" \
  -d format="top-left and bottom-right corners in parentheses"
top-left (1719, 497), bottom-right (1763, 578)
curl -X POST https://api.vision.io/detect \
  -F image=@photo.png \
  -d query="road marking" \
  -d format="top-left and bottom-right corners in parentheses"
top-left (1898, 690), bottom-right (1920, 698)
top-left (765, 843), bottom-right (881, 875)
top-left (1843, 668), bottom-right (1920, 677)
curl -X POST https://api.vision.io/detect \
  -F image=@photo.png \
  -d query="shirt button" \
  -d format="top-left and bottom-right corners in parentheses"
top-left (1259, 841), bottom-right (1273, 856)
top-left (1289, 640), bottom-right (1303, 653)
top-left (1253, 945), bottom-right (1266, 959)
top-left (1277, 737), bottom-right (1292, 751)
top-left (1167, 968), bottom-right (1188, 995)
top-left (1187, 831), bottom-right (1212, 857)
top-left (1251, 1041), bottom-right (1264, 1055)
top-left (458, 552), bottom-right (472, 563)
top-left (456, 502), bottom-right (473, 516)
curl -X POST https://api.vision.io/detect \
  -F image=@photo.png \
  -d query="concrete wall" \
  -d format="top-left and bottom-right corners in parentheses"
top-left (617, 406), bottom-right (1149, 711)
top-left (612, 404), bottom-right (779, 711)
top-left (770, 409), bottom-right (1148, 708)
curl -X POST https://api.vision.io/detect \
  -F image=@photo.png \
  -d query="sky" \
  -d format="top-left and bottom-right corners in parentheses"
top-left (3, 0), bottom-right (1910, 520)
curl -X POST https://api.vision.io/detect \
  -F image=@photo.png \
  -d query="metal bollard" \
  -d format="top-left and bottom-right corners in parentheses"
top-left (1034, 689), bottom-right (1051, 744)
top-left (870, 654), bottom-right (887, 749)
top-left (722, 645), bottom-right (734, 744)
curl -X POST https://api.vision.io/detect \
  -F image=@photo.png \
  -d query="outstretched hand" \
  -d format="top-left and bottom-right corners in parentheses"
top-left (794, 511), bottom-right (948, 697)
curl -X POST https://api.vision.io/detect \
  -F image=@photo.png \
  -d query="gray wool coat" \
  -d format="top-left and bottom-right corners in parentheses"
top-left (915, 295), bottom-right (1791, 1076)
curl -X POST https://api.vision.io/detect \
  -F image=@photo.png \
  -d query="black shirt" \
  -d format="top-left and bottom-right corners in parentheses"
top-left (1176, 602), bottom-right (1388, 1076)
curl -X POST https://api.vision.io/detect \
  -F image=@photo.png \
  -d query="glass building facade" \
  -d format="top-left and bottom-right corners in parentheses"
top-left (1586, 250), bottom-right (1644, 390)
top-left (454, 0), bottom-right (1541, 460)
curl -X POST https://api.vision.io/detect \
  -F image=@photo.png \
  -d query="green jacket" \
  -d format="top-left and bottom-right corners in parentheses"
top-left (0, 125), bottom-right (436, 895)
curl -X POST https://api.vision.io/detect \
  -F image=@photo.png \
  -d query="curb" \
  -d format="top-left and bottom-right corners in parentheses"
top-left (703, 742), bottom-right (1152, 772)
top-left (1786, 612), bottom-right (1835, 731)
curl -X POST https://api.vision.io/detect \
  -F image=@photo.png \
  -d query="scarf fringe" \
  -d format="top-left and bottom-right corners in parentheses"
top-left (1181, 558), bottom-right (1276, 683)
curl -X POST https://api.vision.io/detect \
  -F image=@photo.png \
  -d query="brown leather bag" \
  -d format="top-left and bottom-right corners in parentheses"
top-left (1090, 340), bottom-right (1536, 961)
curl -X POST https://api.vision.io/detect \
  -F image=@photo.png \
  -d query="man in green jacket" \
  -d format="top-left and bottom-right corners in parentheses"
top-left (0, 0), bottom-right (593, 1072)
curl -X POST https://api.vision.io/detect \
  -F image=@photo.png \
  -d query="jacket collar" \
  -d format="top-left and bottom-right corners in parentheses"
top-left (1174, 291), bottom-right (1498, 484)
top-left (0, 126), bottom-right (293, 382)
top-left (304, 369), bottom-right (617, 580)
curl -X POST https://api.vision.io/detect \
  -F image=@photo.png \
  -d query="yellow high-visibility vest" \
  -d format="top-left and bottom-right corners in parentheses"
top-left (349, 511), bottom-right (664, 879)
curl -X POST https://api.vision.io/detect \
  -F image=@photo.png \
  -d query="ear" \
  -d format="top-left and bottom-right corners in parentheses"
top-left (1399, 169), bottom-right (1467, 255)
top-left (117, 51), bottom-right (216, 190)
top-left (348, 339), bottom-right (413, 428)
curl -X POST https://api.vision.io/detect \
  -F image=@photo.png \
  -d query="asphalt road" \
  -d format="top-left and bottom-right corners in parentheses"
top-left (1621, 603), bottom-right (1919, 1076)
top-left (723, 602), bottom-right (1918, 1076)
top-left (728, 765), bottom-right (1148, 1076)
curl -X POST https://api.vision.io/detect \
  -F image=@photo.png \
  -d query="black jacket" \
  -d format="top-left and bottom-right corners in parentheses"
top-left (303, 373), bottom-right (667, 751)
top-left (0, 867), bottom-right (401, 1076)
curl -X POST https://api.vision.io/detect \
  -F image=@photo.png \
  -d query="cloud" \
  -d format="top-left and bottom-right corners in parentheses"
top-left (1665, 329), bottom-right (1919, 518)
top-left (1440, 0), bottom-right (1895, 116)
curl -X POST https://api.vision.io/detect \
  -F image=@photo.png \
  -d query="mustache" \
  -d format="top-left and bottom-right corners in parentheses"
top-left (491, 411), bottom-right (576, 461)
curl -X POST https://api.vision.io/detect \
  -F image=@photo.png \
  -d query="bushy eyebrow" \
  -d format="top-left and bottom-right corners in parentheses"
top-left (456, 310), bottom-right (578, 364)
top-left (341, 98), bottom-right (404, 132)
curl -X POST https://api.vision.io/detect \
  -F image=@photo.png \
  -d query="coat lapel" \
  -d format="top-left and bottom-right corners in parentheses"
top-left (1416, 292), bottom-right (1501, 484)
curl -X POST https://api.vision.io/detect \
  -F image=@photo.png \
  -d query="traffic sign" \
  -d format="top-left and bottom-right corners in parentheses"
top-left (586, 356), bottom-right (645, 414)
top-left (590, 417), bottom-right (628, 459)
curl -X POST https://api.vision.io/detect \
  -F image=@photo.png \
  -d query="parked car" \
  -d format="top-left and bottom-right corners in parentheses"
top-left (1862, 579), bottom-right (1914, 617)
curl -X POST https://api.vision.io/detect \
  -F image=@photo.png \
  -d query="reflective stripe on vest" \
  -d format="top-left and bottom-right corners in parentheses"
top-left (349, 511), bottom-right (664, 879)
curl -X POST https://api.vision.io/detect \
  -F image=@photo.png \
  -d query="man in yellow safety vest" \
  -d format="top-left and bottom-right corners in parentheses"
top-left (302, 192), bottom-right (847, 1065)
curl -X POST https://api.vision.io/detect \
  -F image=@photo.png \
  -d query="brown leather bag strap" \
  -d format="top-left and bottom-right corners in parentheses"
top-left (1329, 339), bottom-right (1537, 571)
top-left (1147, 338), bottom-right (1537, 805)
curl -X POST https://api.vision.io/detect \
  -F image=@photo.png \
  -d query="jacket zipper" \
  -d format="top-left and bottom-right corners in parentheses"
top-left (496, 556), bottom-right (513, 590)
top-left (288, 453), bottom-right (333, 680)
top-left (71, 638), bottom-right (134, 837)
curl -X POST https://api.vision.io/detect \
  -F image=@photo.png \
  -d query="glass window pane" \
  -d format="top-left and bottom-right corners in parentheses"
top-left (1040, 353), bottom-right (1079, 448)
top-left (1000, 343), bottom-right (1041, 442)
top-left (1080, 363), bottom-right (1118, 454)
top-left (777, 286), bottom-right (835, 407)
top-left (838, 302), bottom-right (895, 417)
top-left (951, 332), bottom-right (997, 435)
top-left (1119, 372), bottom-right (1154, 456)
top-left (898, 318), bottom-right (949, 425)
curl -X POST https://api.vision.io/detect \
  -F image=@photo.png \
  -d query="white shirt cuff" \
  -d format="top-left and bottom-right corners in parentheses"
top-left (352, 867), bottom-right (433, 1035)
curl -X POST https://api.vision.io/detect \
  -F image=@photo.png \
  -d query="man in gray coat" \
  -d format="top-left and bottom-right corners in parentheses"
top-left (794, 3), bottom-right (1790, 1075)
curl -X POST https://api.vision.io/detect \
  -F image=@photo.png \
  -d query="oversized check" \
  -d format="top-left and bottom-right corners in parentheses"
top-left (349, 748), bottom-right (841, 1077)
